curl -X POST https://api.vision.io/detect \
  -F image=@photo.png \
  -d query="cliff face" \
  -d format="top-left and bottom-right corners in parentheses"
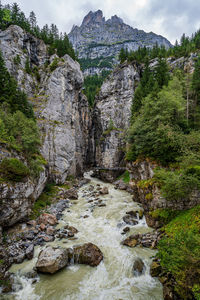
top-left (68, 10), bottom-right (172, 75)
top-left (0, 25), bottom-right (91, 226)
top-left (91, 62), bottom-right (141, 171)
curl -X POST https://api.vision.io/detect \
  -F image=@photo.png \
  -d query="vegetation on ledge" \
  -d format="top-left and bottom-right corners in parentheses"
top-left (157, 206), bottom-right (200, 299)
top-left (0, 50), bottom-right (44, 181)
top-left (0, 2), bottom-right (76, 60)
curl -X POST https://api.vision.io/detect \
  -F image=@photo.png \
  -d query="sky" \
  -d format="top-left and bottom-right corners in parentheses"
top-left (2, 0), bottom-right (200, 45)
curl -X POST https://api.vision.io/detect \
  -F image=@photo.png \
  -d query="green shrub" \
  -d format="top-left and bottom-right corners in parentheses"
top-left (0, 158), bottom-right (30, 182)
top-left (118, 170), bottom-right (130, 183)
top-left (50, 57), bottom-right (59, 72)
top-left (150, 208), bottom-right (180, 225)
top-left (157, 205), bottom-right (200, 299)
top-left (154, 167), bottom-right (200, 201)
top-left (31, 183), bottom-right (58, 218)
top-left (13, 55), bottom-right (21, 65)
top-left (25, 58), bottom-right (31, 74)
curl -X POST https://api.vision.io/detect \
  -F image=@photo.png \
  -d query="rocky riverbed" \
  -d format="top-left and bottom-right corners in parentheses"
top-left (0, 173), bottom-right (163, 300)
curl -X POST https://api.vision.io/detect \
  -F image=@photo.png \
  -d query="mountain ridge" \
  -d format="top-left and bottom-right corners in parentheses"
top-left (68, 10), bottom-right (172, 75)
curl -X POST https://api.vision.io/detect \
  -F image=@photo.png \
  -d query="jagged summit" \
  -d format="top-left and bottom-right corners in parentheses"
top-left (68, 10), bottom-right (172, 75)
top-left (81, 10), bottom-right (123, 26)
top-left (82, 10), bottom-right (105, 26)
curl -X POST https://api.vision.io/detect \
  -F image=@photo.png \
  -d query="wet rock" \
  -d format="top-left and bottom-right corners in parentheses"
top-left (133, 258), bottom-right (146, 276)
top-left (123, 227), bottom-right (130, 233)
top-left (46, 226), bottom-right (55, 236)
top-left (98, 203), bottom-right (106, 207)
top-left (99, 187), bottom-right (109, 195)
top-left (38, 213), bottom-right (58, 226)
top-left (88, 185), bottom-right (94, 191)
top-left (64, 225), bottom-right (78, 234)
top-left (69, 243), bottom-right (103, 267)
top-left (123, 215), bottom-right (138, 226)
top-left (122, 234), bottom-right (139, 247)
top-left (36, 246), bottom-right (69, 274)
top-left (126, 210), bottom-right (138, 218)
top-left (13, 253), bottom-right (26, 264)
top-left (78, 178), bottom-right (91, 187)
top-left (150, 261), bottom-right (162, 277)
top-left (25, 244), bottom-right (34, 260)
top-left (63, 188), bottom-right (78, 200)
top-left (67, 232), bottom-right (74, 238)
top-left (118, 181), bottom-right (127, 190)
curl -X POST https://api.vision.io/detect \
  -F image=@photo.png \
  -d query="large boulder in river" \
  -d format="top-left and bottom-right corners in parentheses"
top-left (99, 186), bottom-right (109, 195)
top-left (132, 258), bottom-right (146, 276)
top-left (70, 243), bottom-right (103, 266)
top-left (36, 246), bottom-right (69, 274)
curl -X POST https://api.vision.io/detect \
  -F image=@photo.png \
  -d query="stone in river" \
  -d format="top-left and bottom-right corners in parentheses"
top-left (36, 246), bottom-right (69, 274)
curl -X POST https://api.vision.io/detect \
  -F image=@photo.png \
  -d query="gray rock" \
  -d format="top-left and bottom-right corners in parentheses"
top-left (123, 215), bottom-right (138, 226)
top-left (99, 186), bottom-right (109, 195)
top-left (92, 63), bottom-right (140, 170)
top-left (68, 243), bottom-right (103, 267)
top-left (25, 244), bottom-right (34, 260)
top-left (133, 258), bottom-right (146, 276)
top-left (36, 247), bottom-right (69, 274)
top-left (68, 10), bottom-right (172, 75)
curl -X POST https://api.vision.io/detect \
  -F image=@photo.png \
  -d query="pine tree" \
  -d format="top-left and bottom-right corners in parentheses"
top-left (29, 11), bottom-right (36, 29)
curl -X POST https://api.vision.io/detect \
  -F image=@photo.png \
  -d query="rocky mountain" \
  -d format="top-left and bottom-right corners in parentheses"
top-left (68, 10), bottom-right (172, 75)
top-left (0, 25), bottom-right (90, 226)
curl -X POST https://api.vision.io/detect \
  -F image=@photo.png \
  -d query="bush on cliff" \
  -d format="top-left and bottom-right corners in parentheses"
top-left (157, 205), bottom-right (200, 299)
top-left (0, 158), bottom-right (30, 182)
top-left (0, 51), bottom-right (43, 180)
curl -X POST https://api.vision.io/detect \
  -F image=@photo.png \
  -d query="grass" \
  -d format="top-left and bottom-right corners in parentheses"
top-left (118, 170), bottom-right (130, 183)
top-left (30, 183), bottom-right (59, 218)
top-left (157, 205), bottom-right (200, 299)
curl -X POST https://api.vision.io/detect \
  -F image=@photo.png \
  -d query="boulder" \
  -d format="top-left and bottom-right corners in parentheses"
top-left (126, 210), bottom-right (138, 218)
top-left (122, 234), bottom-right (139, 247)
top-left (122, 227), bottom-right (130, 233)
top-left (46, 226), bottom-right (55, 236)
top-left (25, 244), bottom-right (34, 260)
top-left (99, 187), bottom-right (109, 195)
top-left (132, 258), bottom-right (146, 276)
top-left (123, 215), bottom-right (138, 226)
top-left (36, 246), bottom-right (69, 274)
top-left (64, 225), bottom-right (78, 234)
top-left (63, 188), bottom-right (78, 200)
top-left (69, 243), bottom-right (103, 267)
top-left (38, 213), bottom-right (58, 226)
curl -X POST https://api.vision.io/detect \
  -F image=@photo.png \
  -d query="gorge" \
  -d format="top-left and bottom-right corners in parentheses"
top-left (0, 5), bottom-right (200, 300)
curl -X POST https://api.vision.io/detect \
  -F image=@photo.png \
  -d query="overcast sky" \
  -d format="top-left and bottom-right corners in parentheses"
top-left (2, 0), bottom-right (200, 44)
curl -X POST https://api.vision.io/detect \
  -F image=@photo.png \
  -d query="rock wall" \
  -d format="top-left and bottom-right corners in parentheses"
top-left (127, 160), bottom-right (200, 227)
top-left (91, 62), bottom-right (140, 170)
top-left (0, 25), bottom-right (91, 226)
top-left (36, 54), bottom-right (90, 183)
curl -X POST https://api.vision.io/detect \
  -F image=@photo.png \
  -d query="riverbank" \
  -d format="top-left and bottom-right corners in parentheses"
top-left (1, 173), bottom-right (163, 300)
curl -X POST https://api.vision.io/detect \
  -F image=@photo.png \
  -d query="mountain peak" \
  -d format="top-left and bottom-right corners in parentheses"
top-left (82, 10), bottom-right (105, 26)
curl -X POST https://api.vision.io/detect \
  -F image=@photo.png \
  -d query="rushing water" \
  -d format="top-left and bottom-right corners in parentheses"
top-left (8, 173), bottom-right (163, 300)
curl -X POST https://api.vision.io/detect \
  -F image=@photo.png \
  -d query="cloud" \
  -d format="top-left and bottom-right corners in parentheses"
top-left (1, 0), bottom-right (200, 44)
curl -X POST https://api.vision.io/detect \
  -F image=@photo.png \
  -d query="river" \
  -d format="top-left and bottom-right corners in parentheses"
top-left (7, 173), bottom-right (163, 300)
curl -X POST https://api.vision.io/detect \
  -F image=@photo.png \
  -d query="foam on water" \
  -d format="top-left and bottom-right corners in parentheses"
top-left (8, 173), bottom-right (163, 300)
